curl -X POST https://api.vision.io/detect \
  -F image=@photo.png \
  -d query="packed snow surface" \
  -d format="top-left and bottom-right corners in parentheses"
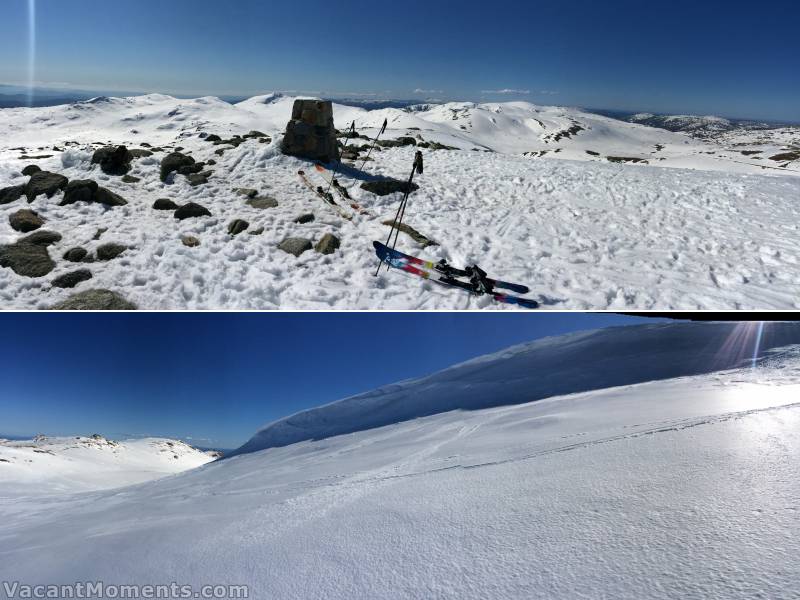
top-left (1, 94), bottom-right (799, 310)
top-left (0, 435), bottom-right (214, 495)
top-left (1, 322), bottom-right (799, 598)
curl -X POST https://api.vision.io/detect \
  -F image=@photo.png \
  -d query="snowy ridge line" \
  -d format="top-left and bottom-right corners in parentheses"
top-left (232, 323), bottom-right (800, 455)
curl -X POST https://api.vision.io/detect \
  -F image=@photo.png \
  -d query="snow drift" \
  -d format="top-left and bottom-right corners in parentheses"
top-left (232, 321), bottom-right (800, 454)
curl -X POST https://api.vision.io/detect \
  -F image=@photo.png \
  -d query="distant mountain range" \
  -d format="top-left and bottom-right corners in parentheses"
top-left (589, 108), bottom-right (798, 137)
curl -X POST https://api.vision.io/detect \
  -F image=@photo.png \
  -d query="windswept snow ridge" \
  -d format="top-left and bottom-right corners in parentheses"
top-left (1, 322), bottom-right (799, 598)
top-left (233, 321), bottom-right (800, 453)
top-left (1, 94), bottom-right (799, 310)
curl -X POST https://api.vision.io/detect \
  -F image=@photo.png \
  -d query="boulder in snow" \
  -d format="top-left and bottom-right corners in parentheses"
top-left (360, 179), bottom-right (419, 196)
top-left (160, 152), bottom-right (195, 182)
top-left (315, 233), bottom-right (340, 255)
top-left (278, 237), bottom-right (312, 257)
top-left (51, 289), bottom-right (136, 310)
top-left (0, 230), bottom-right (62, 278)
top-left (91, 145), bottom-right (132, 175)
top-left (174, 202), bottom-right (211, 220)
top-left (96, 243), bottom-right (127, 261)
top-left (0, 185), bottom-right (25, 205)
top-left (25, 171), bottom-right (69, 202)
top-left (9, 209), bottom-right (44, 233)
top-left (153, 198), bottom-right (179, 210)
top-left (52, 269), bottom-right (92, 289)
top-left (21, 165), bottom-right (41, 176)
top-left (228, 219), bottom-right (249, 235)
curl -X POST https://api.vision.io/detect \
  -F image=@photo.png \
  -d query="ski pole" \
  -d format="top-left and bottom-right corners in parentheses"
top-left (389, 151), bottom-right (423, 254)
top-left (375, 151), bottom-right (424, 276)
top-left (327, 120), bottom-right (356, 197)
top-left (359, 118), bottom-right (388, 171)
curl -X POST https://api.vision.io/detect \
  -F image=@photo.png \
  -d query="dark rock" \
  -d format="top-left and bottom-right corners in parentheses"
top-left (246, 130), bottom-right (266, 138)
top-left (294, 213), bottom-right (315, 224)
top-left (177, 163), bottom-right (203, 176)
top-left (315, 233), bottom-right (340, 255)
top-left (91, 145), bottom-right (132, 175)
top-left (9, 209), bottom-right (44, 232)
top-left (249, 227), bottom-right (264, 236)
top-left (206, 159), bottom-right (216, 165)
top-left (51, 289), bottom-right (136, 310)
top-left (205, 134), bottom-right (222, 143)
top-left (25, 171), bottom-right (69, 202)
top-left (61, 179), bottom-right (99, 205)
top-left (278, 237), bottom-right (312, 257)
top-left (377, 137), bottom-right (417, 148)
top-left (281, 99), bottom-right (339, 163)
top-left (21, 165), bottom-right (41, 176)
top-left (96, 243), bottom-right (127, 261)
top-left (214, 148), bottom-right (226, 156)
top-left (160, 152), bottom-right (195, 182)
top-left (93, 228), bottom-right (108, 240)
top-left (381, 220), bottom-right (438, 248)
top-left (0, 185), bottom-right (26, 205)
top-left (181, 235), bottom-right (200, 247)
top-left (128, 149), bottom-right (153, 158)
top-left (361, 179), bottom-right (419, 196)
top-left (94, 187), bottom-right (127, 206)
top-left (0, 230), bottom-right (62, 277)
top-left (235, 188), bottom-right (258, 198)
top-left (187, 173), bottom-right (208, 186)
top-left (228, 219), bottom-right (249, 235)
top-left (20, 230), bottom-right (61, 246)
top-left (63, 247), bottom-right (88, 262)
top-left (52, 269), bottom-right (92, 289)
top-left (174, 202), bottom-right (211, 220)
top-left (246, 196), bottom-right (278, 209)
top-left (121, 174), bottom-right (141, 183)
top-left (769, 151), bottom-right (800, 162)
top-left (153, 198), bottom-right (179, 210)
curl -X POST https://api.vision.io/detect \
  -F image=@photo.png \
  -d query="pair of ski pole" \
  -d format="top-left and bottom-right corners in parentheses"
top-left (374, 150), bottom-right (424, 276)
top-left (326, 118), bottom-right (388, 196)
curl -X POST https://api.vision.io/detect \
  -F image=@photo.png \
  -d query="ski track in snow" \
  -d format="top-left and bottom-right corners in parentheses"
top-left (1, 94), bottom-right (799, 310)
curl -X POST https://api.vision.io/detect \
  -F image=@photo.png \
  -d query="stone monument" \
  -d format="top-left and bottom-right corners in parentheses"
top-left (281, 99), bottom-right (340, 163)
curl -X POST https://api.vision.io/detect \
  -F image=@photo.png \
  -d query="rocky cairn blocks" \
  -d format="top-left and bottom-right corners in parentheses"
top-left (281, 99), bottom-right (339, 163)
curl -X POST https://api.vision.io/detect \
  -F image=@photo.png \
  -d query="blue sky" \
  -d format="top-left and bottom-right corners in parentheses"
top-left (0, 0), bottom-right (797, 120)
top-left (1, 313), bottom-right (667, 448)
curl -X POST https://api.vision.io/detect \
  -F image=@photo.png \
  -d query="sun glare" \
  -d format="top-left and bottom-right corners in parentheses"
top-left (713, 321), bottom-right (767, 371)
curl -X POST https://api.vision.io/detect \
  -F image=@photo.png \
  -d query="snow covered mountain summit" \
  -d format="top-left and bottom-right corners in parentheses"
top-left (233, 321), bottom-right (800, 454)
top-left (2, 94), bottom-right (799, 310)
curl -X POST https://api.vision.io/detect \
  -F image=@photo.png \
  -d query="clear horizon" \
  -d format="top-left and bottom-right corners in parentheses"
top-left (0, 0), bottom-right (797, 122)
top-left (1, 313), bottom-right (665, 449)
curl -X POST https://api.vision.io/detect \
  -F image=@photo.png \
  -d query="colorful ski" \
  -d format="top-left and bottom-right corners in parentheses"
top-left (373, 242), bottom-right (529, 294)
top-left (297, 170), bottom-right (352, 220)
top-left (374, 241), bottom-right (538, 309)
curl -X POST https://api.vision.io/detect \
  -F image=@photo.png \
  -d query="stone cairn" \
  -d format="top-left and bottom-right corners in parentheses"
top-left (281, 99), bottom-right (339, 163)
